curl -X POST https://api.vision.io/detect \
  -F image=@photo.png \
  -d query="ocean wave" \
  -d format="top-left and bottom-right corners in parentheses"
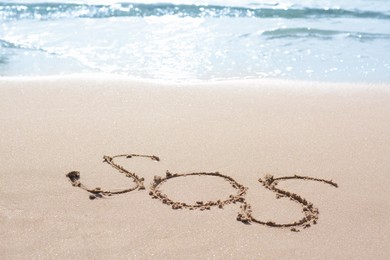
top-left (0, 38), bottom-right (61, 58)
top-left (0, 38), bottom-right (43, 51)
top-left (1, 3), bottom-right (390, 20)
top-left (0, 39), bottom-right (18, 48)
top-left (261, 27), bottom-right (390, 41)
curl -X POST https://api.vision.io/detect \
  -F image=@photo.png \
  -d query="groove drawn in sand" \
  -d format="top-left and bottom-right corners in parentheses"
top-left (237, 174), bottom-right (338, 232)
top-left (66, 154), bottom-right (159, 200)
top-left (149, 171), bottom-right (247, 210)
top-left (66, 153), bottom-right (338, 232)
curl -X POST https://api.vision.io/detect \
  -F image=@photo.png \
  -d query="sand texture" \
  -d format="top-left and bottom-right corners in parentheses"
top-left (1, 77), bottom-right (390, 259)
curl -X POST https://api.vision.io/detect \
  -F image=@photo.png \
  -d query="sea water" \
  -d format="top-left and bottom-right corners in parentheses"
top-left (1, 0), bottom-right (390, 82)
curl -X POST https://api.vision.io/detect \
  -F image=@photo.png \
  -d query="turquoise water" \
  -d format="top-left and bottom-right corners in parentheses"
top-left (1, 0), bottom-right (390, 82)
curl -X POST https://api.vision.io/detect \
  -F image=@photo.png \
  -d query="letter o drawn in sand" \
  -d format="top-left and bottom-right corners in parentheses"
top-left (149, 171), bottom-right (248, 211)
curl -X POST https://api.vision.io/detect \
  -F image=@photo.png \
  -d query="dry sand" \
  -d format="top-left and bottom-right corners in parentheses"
top-left (1, 76), bottom-right (389, 259)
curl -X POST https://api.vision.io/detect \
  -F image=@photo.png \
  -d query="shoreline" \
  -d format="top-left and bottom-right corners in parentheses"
top-left (1, 77), bottom-right (389, 258)
top-left (1, 74), bottom-right (389, 88)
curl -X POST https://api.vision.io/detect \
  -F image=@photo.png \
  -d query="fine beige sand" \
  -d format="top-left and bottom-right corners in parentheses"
top-left (1, 76), bottom-right (390, 259)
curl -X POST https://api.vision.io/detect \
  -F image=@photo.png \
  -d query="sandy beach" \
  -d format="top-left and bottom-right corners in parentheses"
top-left (1, 76), bottom-right (389, 259)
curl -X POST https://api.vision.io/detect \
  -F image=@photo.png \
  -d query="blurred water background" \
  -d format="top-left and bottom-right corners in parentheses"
top-left (1, 0), bottom-right (390, 82)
